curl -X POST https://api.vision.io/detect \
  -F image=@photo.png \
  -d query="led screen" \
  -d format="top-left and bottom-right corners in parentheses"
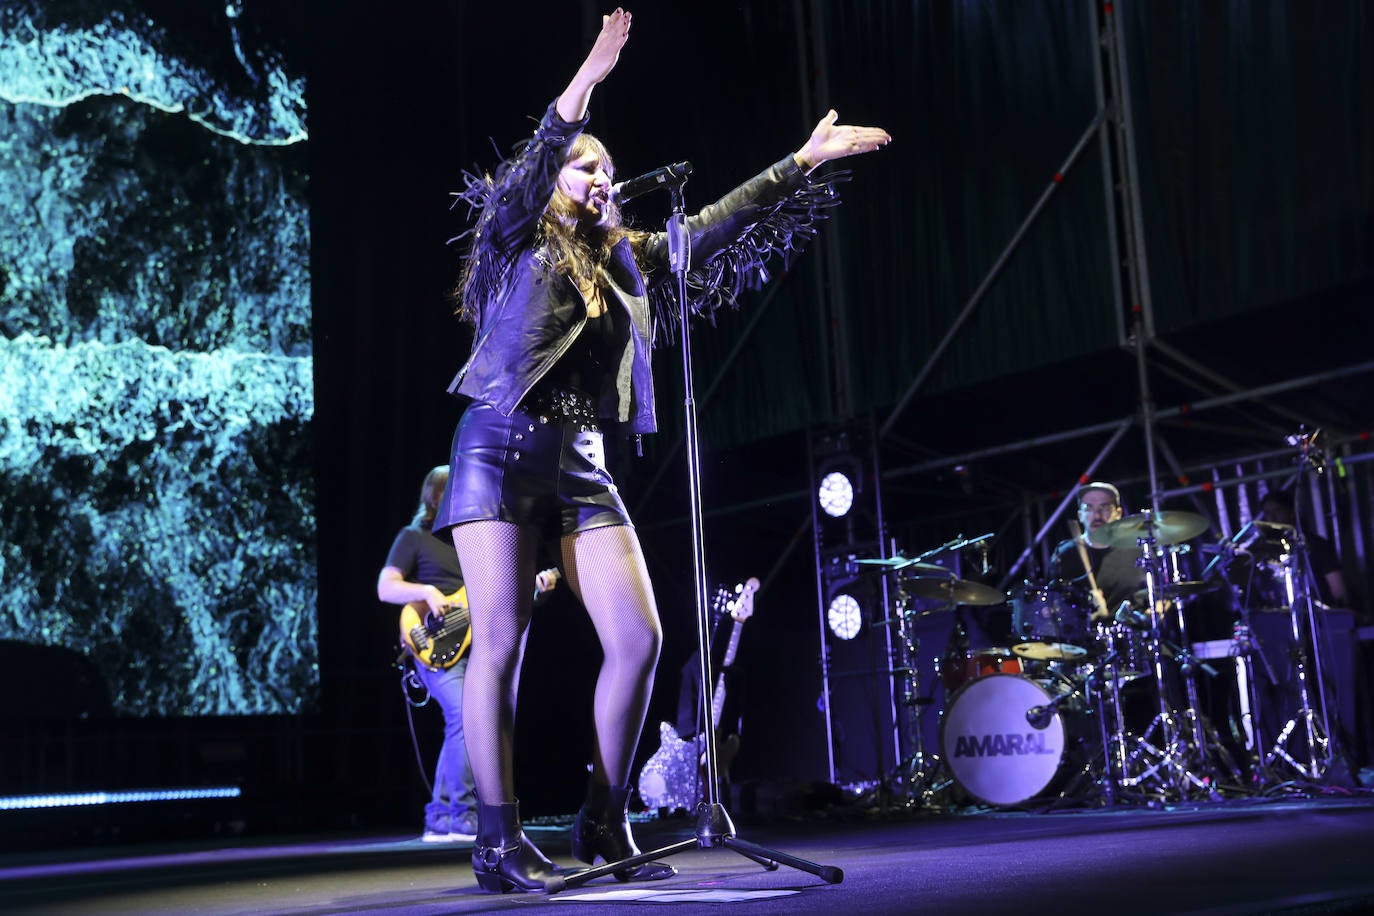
top-left (0, 1), bottom-right (315, 716)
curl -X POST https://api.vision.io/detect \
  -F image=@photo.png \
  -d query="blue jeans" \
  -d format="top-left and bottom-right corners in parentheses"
top-left (414, 656), bottom-right (477, 833)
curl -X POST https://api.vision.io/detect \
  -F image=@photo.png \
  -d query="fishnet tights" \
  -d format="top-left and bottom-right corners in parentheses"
top-left (453, 521), bottom-right (662, 804)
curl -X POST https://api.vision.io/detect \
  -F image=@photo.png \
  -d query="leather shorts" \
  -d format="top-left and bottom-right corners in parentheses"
top-left (433, 392), bottom-right (631, 540)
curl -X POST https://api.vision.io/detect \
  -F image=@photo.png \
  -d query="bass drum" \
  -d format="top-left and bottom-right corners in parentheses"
top-left (939, 673), bottom-right (1083, 807)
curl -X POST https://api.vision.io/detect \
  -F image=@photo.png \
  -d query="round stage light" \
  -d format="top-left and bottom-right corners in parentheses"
top-left (818, 471), bottom-right (855, 518)
top-left (827, 593), bottom-right (863, 640)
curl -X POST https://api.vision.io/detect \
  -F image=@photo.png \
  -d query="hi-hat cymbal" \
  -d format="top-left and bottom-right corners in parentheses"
top-left (1133, 580), bottom-right (1221, 602)
top-left (1087, 511), bottom-right (1210, 549)
top-left (1255, 520), bottom-right (1296, 535)
top-left (1245, 522), bottom-right (1296, 560)
top-left (904, 577), bottom-right (1006, 606)
top-left (1164, 579), bottom-right (1220, 598)
top-left (853, 556), bottom-right (947, 576)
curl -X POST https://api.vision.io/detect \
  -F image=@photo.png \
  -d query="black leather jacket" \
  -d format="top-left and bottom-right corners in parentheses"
top-left (448, 101), bottom-right (837, 435)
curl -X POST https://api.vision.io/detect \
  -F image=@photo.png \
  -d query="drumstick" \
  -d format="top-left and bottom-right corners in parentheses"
top-left (1068, 519), bottom-right (1112, 622)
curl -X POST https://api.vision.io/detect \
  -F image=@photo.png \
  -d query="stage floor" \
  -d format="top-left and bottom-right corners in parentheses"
top-left (5, 794), bottom-right (1374, 915)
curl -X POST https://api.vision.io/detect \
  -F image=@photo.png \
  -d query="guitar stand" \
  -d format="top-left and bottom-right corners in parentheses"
top-left (549, 177), bottom-right (842, 895)
top-left (884, 588), bottom-right (953, 809)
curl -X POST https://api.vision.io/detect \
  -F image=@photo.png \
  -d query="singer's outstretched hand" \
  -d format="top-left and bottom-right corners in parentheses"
top-left (558, 8), bottom-right (632, 122)
top-left (793, 110), bottom-right (892, 173)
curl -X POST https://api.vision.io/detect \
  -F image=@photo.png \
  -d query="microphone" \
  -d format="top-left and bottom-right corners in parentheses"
top-left (1026, 696), bottom-right (1067, 730)
top-left (1286, 427), bottom-right (1328, 471)
top-left (611, 161), bottom-right (692, 203)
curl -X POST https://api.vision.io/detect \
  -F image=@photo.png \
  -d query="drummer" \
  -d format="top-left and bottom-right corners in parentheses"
top-left (1047, 481), bottom-right (1145, 621)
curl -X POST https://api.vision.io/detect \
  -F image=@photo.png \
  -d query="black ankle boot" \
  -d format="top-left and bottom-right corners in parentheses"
top-left (572, 782), bottom-right (676, 882)
top-left (471, 800), bottom-right (559, 893)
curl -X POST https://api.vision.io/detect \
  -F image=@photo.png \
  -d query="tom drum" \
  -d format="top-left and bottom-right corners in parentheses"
top-left (1012, 580), bottom-right (1091, 648)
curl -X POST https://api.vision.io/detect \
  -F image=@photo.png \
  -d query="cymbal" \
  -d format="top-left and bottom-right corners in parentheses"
top-left (1087, 511), bottom-right (1210, 549)
top-left (853, 556), bottom-right (947, 576)
top-left (1137, 579), bottom-right (1221, 600)
top-left (905, 577), bottom-right (1006, 606)
top-left (1247, 522), bottom-right (1296, 559)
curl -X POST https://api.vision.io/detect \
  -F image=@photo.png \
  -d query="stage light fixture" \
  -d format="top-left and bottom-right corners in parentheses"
top-left (818, 470), bottom-right (856, 518)
top-left (826, 593), bottom-right (863, 640)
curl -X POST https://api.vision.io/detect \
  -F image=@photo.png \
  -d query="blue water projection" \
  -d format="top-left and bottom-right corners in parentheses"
top-left (0, 2), bottom-right (315, 716)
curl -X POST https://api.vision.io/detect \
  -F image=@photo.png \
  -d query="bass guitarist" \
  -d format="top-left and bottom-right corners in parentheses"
top-left (377, 464), bottom-right (559, 843)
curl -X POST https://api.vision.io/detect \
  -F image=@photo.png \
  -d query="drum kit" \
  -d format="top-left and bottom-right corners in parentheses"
top-left (857, 502), bottom-right (1340, 810)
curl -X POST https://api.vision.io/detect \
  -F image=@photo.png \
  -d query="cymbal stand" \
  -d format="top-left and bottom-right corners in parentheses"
top-left (1170, 592), bottom-right (1243, 789)
top-left (1065, 520), bottom-right (1127, 805)
top-left (1262, 538), bottom-right (1333, 781)
top-left (888, 582), bottom-right (951, 808)
top-left (1091, 622), bottom-right (1139, 803)
top-left (1229, 612), bottom-right (1270, 781)
top-left (1202, 526), bottom-right (1275, 780)
top-left (1118, 528), bottom-right (1211, 798)
top-left (1076, 657), bottom-right (1122, 806)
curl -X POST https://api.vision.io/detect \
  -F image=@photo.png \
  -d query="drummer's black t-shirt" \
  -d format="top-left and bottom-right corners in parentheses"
top-left (1047, 538), bottom-right (1144, 613)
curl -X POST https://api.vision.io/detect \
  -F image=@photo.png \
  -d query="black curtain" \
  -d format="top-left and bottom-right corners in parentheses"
top-left (307, 0), bottom-right (1374, 817)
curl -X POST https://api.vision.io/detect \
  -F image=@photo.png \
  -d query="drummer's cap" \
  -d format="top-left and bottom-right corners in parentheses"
top-left (1079, 481), bottom-right (1121, 506)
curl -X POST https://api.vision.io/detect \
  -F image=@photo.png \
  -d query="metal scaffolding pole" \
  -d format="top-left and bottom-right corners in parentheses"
top-left (879, 111), bottom-right (1106, 440)
top-left (882, 360), bottom-right (1374, 482)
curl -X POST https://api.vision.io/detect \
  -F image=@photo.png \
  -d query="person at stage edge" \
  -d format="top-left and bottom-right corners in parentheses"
top-left (377, 465), bottom-right (559, 845)
top-left (432, 8), bottom-right (890, 894)
top-left (1252, 486), bottom-right (1348, 608)
top-left (1048, 481), bottom-right (1145, 617)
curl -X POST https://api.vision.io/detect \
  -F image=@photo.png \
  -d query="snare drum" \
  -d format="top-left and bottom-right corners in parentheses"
top-left (939, 673), bottom-right (1084, 806)
top-left (940, 648), bottom-right (1023, 695)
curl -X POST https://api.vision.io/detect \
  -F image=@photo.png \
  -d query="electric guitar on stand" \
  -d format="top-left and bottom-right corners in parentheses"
top-left (637, 577), bottom-right (758, 812)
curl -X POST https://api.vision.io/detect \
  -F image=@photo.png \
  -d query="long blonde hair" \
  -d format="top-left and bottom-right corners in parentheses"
top-left (411, 465), bottom-right (449, 530)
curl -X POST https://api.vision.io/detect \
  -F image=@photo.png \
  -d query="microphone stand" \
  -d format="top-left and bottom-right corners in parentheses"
top-left (552, 175), bottom-right (842, 893)
top-left (1262, 434), bottom-right (1337, 783)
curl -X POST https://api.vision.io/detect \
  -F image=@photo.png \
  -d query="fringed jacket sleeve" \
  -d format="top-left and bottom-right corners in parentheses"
top-left (642, 156), bottom-right (848, 343)
top-left (448, 101), bottom-right (588, 324)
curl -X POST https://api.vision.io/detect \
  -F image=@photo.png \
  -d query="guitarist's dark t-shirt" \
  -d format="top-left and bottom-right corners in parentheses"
top-left (385, 525), bottom-right (464, 593)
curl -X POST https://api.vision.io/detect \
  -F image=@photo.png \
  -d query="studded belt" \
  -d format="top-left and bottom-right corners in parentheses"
top-left (521, 384), bottom-right (601, 431)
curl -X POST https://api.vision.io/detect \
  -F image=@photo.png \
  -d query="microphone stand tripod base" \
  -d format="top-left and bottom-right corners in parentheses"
top-left (547, 801), bottom-right (842, 893)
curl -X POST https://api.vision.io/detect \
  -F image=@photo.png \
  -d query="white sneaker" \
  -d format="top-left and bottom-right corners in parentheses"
top-left (421, 830), bottom-right (475, 844)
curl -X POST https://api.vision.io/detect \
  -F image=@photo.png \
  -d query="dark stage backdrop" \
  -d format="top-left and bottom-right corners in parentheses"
top-left (316, 0), bottom-right (1372, 819)
top-left (1, 0), bottom-right (1370, 838)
